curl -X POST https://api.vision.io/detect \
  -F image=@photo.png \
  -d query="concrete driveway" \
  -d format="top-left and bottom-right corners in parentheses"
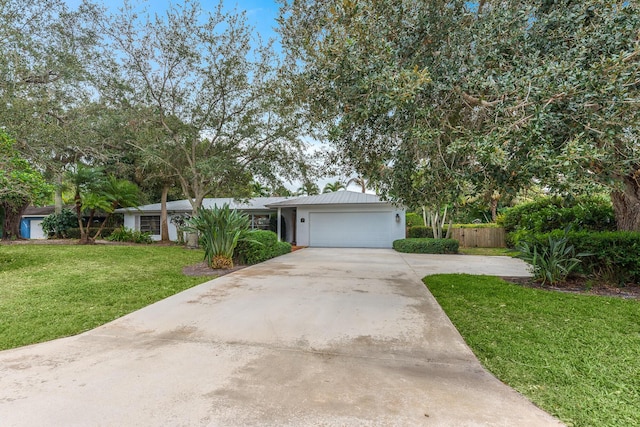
top-left (0, 248), bottom-right (561, 426)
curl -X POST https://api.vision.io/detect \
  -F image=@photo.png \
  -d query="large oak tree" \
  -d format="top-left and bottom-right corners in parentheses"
top-left (279, 0), bottom-right (640, 230)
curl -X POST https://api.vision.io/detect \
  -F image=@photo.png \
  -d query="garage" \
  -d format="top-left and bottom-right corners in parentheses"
top-left (266, 191), bottom-right (406, 248)
top-left (309, 211), bottom-right (391, 248)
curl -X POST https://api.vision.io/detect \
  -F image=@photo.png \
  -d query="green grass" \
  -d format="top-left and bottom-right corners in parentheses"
top-left (458, 247), bottom-right (519, 256)
top-left (0, 244), bottom-right (207, 350)
top-left (425, 274), bottom-right (640, 427)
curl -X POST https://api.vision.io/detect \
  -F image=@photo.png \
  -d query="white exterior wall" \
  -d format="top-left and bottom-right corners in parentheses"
top-left (30, 219), bottom-right (46, 239)
top-left (295, 205), bottom-right (405, 248)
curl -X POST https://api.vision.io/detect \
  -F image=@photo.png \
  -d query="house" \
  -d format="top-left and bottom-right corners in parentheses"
top-left (117, 191), bottom-right (406, 248)
top-left (20, 206), bottom-right (52, 239)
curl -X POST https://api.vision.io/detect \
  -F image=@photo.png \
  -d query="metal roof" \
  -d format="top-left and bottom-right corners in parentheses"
top-left (116, 197), bottom-right (291, 213)
top-left (265, 191), bottom-right (388, 207)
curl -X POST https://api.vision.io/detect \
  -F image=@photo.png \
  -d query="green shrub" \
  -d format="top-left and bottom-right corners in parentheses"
top-left (517, 231), bottom-right (589, 285)
top-left (524, 230), bottom-right (640, 285)
top-left (393, 238), bottom-right (459, 254)
top-left (183, 204), bottom-right (250, 269)
top-left (107, 227), bottom-right (153, 244)
top-left (407, 226), bottom-right (434, 238)
top-left (500, 196), bottom-right (615, 247)
top-left (405, 212), bottom-right (424, 227)
top-left (41, 209), bottom-right (77, 238)
top-left (234, 230), bottom-right (291, 265)
top-left (65, 227), bottom-right (117, 239)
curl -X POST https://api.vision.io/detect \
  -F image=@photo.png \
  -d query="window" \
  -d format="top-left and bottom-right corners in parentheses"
top-left (251, 215), bottom-right (271, 230)
top-left (140, 215), bottom-right (160, 235)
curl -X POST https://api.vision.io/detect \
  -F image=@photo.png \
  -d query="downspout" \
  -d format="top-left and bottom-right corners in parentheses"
top-left (277, 207), bottom-right (282, 242)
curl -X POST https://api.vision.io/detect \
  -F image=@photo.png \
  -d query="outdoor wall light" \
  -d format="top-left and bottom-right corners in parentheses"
top-left (395, 213), bottom-right (401, 223)
top-left (300, 218), bottom-right (305, 223)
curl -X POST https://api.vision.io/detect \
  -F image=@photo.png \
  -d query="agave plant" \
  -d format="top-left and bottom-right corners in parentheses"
top-left (183, 204), bottom-right (250, 269)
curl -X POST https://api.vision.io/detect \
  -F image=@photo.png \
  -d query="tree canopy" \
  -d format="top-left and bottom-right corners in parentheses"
top-left (278, 0), bottom-right (640, 230)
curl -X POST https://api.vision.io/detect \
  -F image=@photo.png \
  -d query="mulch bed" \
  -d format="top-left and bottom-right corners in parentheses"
top-left (501, 276), bottom-right (640, 300)
top-left (182, 261), bottom-right (247, 277)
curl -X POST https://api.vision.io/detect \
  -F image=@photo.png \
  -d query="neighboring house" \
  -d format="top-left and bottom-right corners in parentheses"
top-left (117, 191), bottom-right (406, 248)
top-left (20, 206), bottom-right (52, 239)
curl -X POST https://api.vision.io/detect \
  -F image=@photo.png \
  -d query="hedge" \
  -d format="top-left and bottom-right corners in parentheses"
top-left (407, 226), bottom-right (434, 238)
top-left (393, 238), bottom-right (459, 254)
top-left (234, 230), bottom-right (292, 265)
top-left (522, 230), bottom-right (640, 285)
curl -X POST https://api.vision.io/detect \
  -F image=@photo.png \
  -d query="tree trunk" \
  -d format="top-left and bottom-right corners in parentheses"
top-left (611, 176), bottom-right (640, 231)
top-left (160, 185), bottom-right (170, 242)
top-left (54, 174), bottom-right (63, 214)
top-left (1, 200), bottom-right (28, 240)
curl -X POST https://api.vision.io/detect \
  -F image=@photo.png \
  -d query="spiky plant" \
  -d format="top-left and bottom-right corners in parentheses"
top-left (183, 204), bottom-right (250, 269)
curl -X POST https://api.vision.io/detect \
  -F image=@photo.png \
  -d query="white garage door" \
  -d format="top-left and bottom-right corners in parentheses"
top-left (309, 211), bottom-right (392, 248)
top-left (30, 220), bottom-right (46, 239)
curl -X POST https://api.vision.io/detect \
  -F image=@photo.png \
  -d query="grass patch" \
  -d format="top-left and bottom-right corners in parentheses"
top-left (458, 247), bottom-right (519, 256)
top-left (425, 274), bottom-right (640, 427)
top-left (0, 244), bottom-right (207, 351)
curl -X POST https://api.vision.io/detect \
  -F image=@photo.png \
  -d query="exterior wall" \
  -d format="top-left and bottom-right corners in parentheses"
top-left (295, 205), bottom-right (405, 247)
top-left (123, 211), bottom-right (289, 243)
top-left (20, 217), bottom-right (46, 239)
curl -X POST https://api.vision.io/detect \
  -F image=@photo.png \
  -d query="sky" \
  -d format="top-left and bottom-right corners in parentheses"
top-left (64, 0), bottom-right (282, 44)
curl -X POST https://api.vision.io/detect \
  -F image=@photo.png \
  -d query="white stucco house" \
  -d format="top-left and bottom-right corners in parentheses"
top-left (116, 191), bottom-right (406, 248)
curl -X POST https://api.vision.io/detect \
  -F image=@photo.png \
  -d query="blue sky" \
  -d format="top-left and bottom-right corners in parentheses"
top-left (64, 0), bottom-right (281, 44)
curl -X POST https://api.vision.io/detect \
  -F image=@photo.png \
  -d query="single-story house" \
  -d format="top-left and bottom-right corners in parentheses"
top-left (117, 191), bottom-right (406, 248)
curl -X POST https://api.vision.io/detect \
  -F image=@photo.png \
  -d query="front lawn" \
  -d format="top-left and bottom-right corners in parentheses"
top-left (425, 274), bottom-right (640, 427)
top-left (0, 244), bottom-right (206, 351)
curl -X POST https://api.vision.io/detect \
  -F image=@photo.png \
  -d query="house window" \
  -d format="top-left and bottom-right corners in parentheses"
top-left (252, 215), bottom-right (271, 230)
top-left (140, 215), bottom-right (160, 235)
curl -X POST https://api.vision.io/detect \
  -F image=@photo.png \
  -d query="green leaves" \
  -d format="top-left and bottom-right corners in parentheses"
top-left (183, 204), bottom-right (251, 269)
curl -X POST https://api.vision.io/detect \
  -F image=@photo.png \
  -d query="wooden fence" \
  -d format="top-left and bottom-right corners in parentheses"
top-left (449, 227), bottom-right (506, 248)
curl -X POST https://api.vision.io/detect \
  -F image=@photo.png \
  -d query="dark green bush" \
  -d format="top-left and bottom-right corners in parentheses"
top-left (41, 209), bottom-right (78, 238)
top-left (393, 238), bottom-right (459, 254)
top-left (523, 230), bottom-right (640, 285)
top-left (107, 227), bottom-right (153, 244)
top-left (499, 196), bottom-right (615, 247)
top-left (407, 226), bottom-right (434, 238)
top-left (234, 230), bottom-right (292, 265)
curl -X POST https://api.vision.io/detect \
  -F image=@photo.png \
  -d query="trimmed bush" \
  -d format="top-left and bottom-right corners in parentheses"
top-left (234, 230), bottom-right (292, 265)
top-left (523, 230), bottom-right (640, 285)
top-left (499, 196), bottom-right (615, 247)
top-left (407, 226), bottom-right (434, 238)
top-left (393, 238), bottom-right (459, 254)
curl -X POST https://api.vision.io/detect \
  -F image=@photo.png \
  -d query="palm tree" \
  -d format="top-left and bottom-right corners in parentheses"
top-left (295, 182), bottom-right (320, 196)
top-left (322, 181), bottom-right (346, 193)
top-left (251, 181), bottom-right (271, 197)
top-left (64, 165), bottom-right (105, 243)
top-left (92, 175), bottom-right (140, 240)
top-left (346, 176), bottom-right (368, 193)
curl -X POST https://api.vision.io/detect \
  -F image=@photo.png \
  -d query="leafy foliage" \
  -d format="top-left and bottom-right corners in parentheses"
top-left (183, 204), bottom-right (250, 269)
top-left (41, 209), bottom-right (78, 238)
top-left (517, 232), bottom-right (588, 285)
top-left (526, 230), bottom-right (640, 285)
top-left (234, 230), bottom-right (291, 265)
top-left (393, 238), bottom-right (459, 254)
top-left (279, 0), bottom-right (640, 230)
top-left (0, 131), bottom-right (52, 239)
top-left (107, 227), bottom-right (153, 244)
top-left (500, 196), bottom-right (616, 246)
top-left (406, 226), bottom-right (434, 239)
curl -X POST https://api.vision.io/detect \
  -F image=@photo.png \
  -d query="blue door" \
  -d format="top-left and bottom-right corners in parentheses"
top-left (20, 218), bottom-right (30, 238)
